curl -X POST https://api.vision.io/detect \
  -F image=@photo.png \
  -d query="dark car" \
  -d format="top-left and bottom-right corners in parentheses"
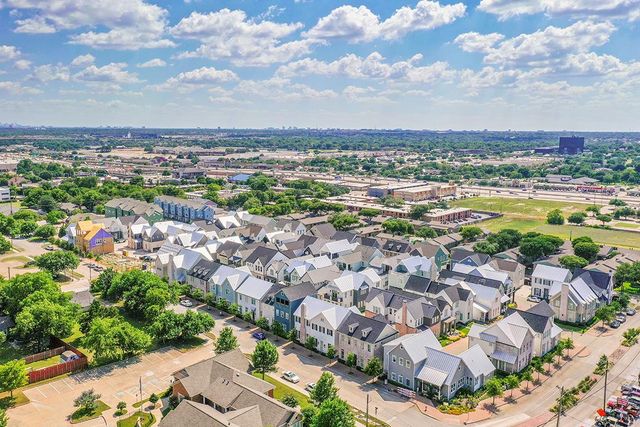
top-left (609, 320), bottom-right (621, 329)
top-left (252, 331), bottom-right (266, 340)
top-left (626, 308), bottom-right (636, 316)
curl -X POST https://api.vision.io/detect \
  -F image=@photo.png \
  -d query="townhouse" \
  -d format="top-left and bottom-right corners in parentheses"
top-left (335, 312), bottom-right (399, 368)
top-left (154, 195), bottom-right (217, 223)
top-left (294, 296), bottom-right (358, 354)
top-left (316, 269), bottom-right (381, 308)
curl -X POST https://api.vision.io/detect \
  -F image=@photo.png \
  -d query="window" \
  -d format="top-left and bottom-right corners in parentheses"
top-left (405, 360), bottom-right (410, 368)
top-left (405, 378), bottom-right (410, 387)
top-left (398, 375), bottom-right (403, 384)
top-left (391, 373), bottom-right (396, 381)
top-left (392, 355), bottom-right (397, 364)
top-left (399, 357), bottom-right (404, 366)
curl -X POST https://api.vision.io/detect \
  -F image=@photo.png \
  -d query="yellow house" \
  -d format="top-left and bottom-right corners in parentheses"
top-left (76, 220), bottom-right (114, 255)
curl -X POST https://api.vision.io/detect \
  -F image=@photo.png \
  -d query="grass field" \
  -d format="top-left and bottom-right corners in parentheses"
top-left (252, 372), bottom-right (312, 409)
top-left (117, 412), bottom-right (155, 427)
top-left (451, 197), bottom-right (640, 249)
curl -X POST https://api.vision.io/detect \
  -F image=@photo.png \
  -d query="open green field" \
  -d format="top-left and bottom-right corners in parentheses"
top-left (452, 197), bottom-right (640, 249)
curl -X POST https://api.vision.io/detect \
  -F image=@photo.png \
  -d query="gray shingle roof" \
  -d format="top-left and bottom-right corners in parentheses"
top-left (336, 312), bottom-right (398, 344)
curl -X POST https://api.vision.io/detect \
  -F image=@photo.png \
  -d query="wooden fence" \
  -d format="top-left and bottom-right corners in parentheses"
top-left (24, 346), bottom-right (65, 364)
top-left (25, 337), bottom-right (89, 384)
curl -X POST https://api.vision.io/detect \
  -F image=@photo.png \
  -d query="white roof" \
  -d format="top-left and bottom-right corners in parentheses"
top-left (321, 239), bottom-right (358, 254)
top-left (383, 329), bottom-right (442, 363)
top-left (532, 264), bottom-right (571, 282)
top-left (216, 215), bottom-right (241, 229)
top-left (478, 313), bottom-right (532, 349)
top-left (294, 296), bottom-right (358, 329)
top-left (454, 263), bottom-right (510, 283)
top-left (399, 256), bottom-right (433, 274)
top-left (550, 278), bottom-right (598, 305)
top-left (236, 276), bottom-right (274, 300)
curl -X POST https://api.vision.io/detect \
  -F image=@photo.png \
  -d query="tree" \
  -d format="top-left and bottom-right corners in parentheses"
top-left (256, 317), bottom-right (270, 331)
top-left (0, 236), bottom-right (11, 254)
top-left (460, 226), bottom-right (483, 241)
top-left (546, 209), bottom-right (565, 225)
top-left (567, 212), bottom-right (586, 225)
top-left (243, 311), bottom-right (253, 323)
top-left (328, 213), bottom-right (359, 231)
top-left (116, 401), bottom-right (127, 415)
top-left (120, 271), bottom-right (178, 319)
top-left (271, 321), bottom-right (285, 338)
top-left (326, 344), bottom-right (336, 359)
top-left (586, 205), bottom-right (600, 216)
top-left (363, 356), bottom-right (383, 378)
top-left (559, 255), bottom-right (588, 271)
top-left (543, 352), bottom-right (555, 373)
top-left (34, 251), bottom-right (79, 278)
top-left (571, 236), bottom-right (594, 247)
top-left (149, 393), bottom-right (159, 406)
top-left (595, 354), bottom-right (609, 375)
top-left (0, 272), bottom-right (66, 317)
top-left (409, 204), bottom-right (432, 220)
top-left (358, 208), bottom-right (380, 218)
top-left (554, 341), bottom-right (566, 364)
top-left (302, 406), bottom-right (318, 427)
top-left (610, 198), bottom-right (627, 207)
top-left (46, 210), bottom-right (66, 225)
top-left (345, 353), bottom-right (357, 373)
top-left (561, 338), bottom-right (575, 359)
top-left (596, 214), bottom-right (612, 226)
top-left (90, 267), bottom-right (117, 294)
top-left (573, 242), bottom-right (599, 261)
top-left (252, 339), bottom-right (279, 380)
top-left (34, 224), bottom-right (55, 240)
top-left (38, 194), bottom-right (59, 213)
top-left (15, 299), bottom-right (79, 352)
top-left (485, 378), bottom-right (503, 405)
top-left (521, 368), bottom-right (534, 391)
top-left (83, 317), bottom-right (150, 362)
top-left (0, 360), bottom-right (27, 398)
top-left (74, 389), bottom-right (101, 415)
top-left (310, 372), bottom-right (338, 405)
top-left (473, 241), bottom-right (500, 255)
top-left (215, 327), bottom-right (239, 353)
top-left (504, 374), bottom-right (520, 398)
top-left (382, 218), bottom-right (414, 235)
top-left (305, 336), bottom-right (318, 354)
top-left (313, 398), bottom-right (355, 427)
top-left (282, 393), bottom-right (299, 408)
top-left (595, 305), bottom-right (615, 328)
top-left (415, 226), bottom-right (437, 239)
top-left (228, 303), bottom-right (240, 318)
top-left (531, 357), bottom-right (544, 382)
top-left (614, 206), bottom-right (636, 219)
top-left (615, 262), bottom-right (640, 288)
top-left (0, 408), bottom-right (8, 427)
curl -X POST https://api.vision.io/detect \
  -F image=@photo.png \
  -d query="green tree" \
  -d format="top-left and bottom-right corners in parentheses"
top-left (358, 208), bottom-right (380, 218)
top-left (345, 352), bottom-right (357, 373)
top-left (595, 305), bottom-right (615, 328)
top-left (546, 209), bottom-right (565, 225)
top-left (613, 207), bottom-right (636, 219)
top-left (116, 401), bottom-right (127, 415)
top-left (305, 336), bottom-right (318, 354)
top-left (530, 357), bottom-right (544, 382)
top-left (567, 212), bottom-right (586, 225)
top-left (310, 372), bottom-right (338, 405)
top-left (326, 344), bottom-right (336, 359)
top-left (596, 214), bottom-right (612, 226)
top-left (34, 224), bottom-right (56, 240)
top-left (282, 393), bottom-right (299, 408)
top-left (313, 398), bottom-right (355, 427)
top-left (73, 389), bottom-right (101, 415)
top-left (615, 262), bottom-right (640, 288)
top-left (415, 226), bottom-right (437, 239)
top-left (561, 338), bottom-right (575, 359)
top-left (504, 374), bottom-right (520, 398)
top-left (473, 240), bottom-right (500, 255)
top-left (610, 198), bottom-right (626, 207)
top-left (0, 236), bottom-right (11, 254)
top-left (119, 271), bottom-right (178, 319)
top-left (302, 406), bottom-right (318, 427)
top-left (586, 205), bottom-right (600, 216)
top-left (148, 311), bottom-right (184, 343)
top-left (0, 407), bottom-right (8, 427)
top-left (15, 299), bottom-right (79, 351)
top-left (571, 236), bottom-right (594, 247)
top-left (271, 321), bottom-right (285, 338)
top-left (38, 194), bottom-right (59, 213)
top-left (382, 218), bottom-right (414, 235)
top-left (573, 242), bottom-right (599, 261)
top-left (90, 267), bottom-right (117, 294)
top-left (215, 327), bottom-right (239, 353)
top-left (252, 339), bottom-right (279, 380)
top-left (595, 354), bottom-right (609, 375)
top-left (409, 204), bottom-right (432, 220)
top-left (328, 213), bottom-right (359, 231)
top-left (34, 251), bottom-right (79, 278)
top-left (83, 317), bottom-right (150, 362)
top-left (363, 356), bottom-right (383, 378)
top-left (521, 368), bottom-right (534, 391)
top-left (149, 393), bottom-right (159, 406)
top-left (0, 360), bottom-right (28, 398)
top-left (485, 378), bottom-right (503, 405)
top-left (460, 226), bottom-right (483, 241)
top-left (256, 317), bottom-right (270, 331)
top-left (559, 255), bottom-right (588, 271)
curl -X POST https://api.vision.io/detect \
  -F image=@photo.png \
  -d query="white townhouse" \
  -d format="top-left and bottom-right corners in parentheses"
top-left (317, 269), bottom-right (382, 308)
top-left (531, 264), bottom-right (572, 301)
top-left (294, 296), bottom-right (358, 354)
top-left (236, 276), bottom-right (276, 321)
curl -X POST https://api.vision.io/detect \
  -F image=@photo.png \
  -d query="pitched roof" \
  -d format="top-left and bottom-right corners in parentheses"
top-left (336, 312), bottom-right (398, 344)
top-left (187, 259), bottom-right (222, 281)
top-left (278, 282), bottom-right (317, 301)
top-left (532, 264), bottom-right (571, 282)
top-left (383, 329), bottom-right (442, 363)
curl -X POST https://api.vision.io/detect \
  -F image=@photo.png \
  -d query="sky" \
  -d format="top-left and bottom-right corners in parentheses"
top-left (0, 0), bottom-right (639, 130)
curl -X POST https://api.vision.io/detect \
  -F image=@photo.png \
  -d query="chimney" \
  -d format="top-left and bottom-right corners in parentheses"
top-left (401, 300), bottom-right (408, 328)
top-left (299, 302), bottom-right (307, 342)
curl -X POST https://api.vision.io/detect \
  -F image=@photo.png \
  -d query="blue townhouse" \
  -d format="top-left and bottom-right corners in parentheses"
top-left (154, 195), bottom-right (217, 223)
top-left (273, 282), bottom-right (316, 332)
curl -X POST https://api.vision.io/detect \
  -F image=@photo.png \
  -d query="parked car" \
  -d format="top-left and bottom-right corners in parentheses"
top-left (282, 371), bottom-right (300, 383)
top-left (252, 331), bottom-right (266, 341)
top-left (616, 314), bottom-right (626, 323)
top-left (609, 320), bottom-right (621, 328)
top-left (527, 295), bottom-right (542, 303)
top-left (626, 308), bottom-right (636, 316)
top-left (180, 299), bottom-right (193, 307)
top-left (305, 383), bottom-right (316, 392)
top-left (44, 245), bottom-right (55, 251)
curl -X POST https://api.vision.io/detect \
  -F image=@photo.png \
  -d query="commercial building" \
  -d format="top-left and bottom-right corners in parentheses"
top-left (393, 184), bottom-right (457, 202)
top-left (424, 208), bottom-right (472, 223)
top-left (559, 136), bottom-right (585, 155)
top-left (0, 187), bottom-right (10, 202)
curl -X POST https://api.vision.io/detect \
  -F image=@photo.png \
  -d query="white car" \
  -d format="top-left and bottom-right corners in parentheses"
top-left (305, 382), bottom-right (316, 392)
top-left (282, 371), bottom-right (300, 384)
top-left (180, 299), bottom-right (193, 307)
top-left (527, 295), bottom-right (541, 303)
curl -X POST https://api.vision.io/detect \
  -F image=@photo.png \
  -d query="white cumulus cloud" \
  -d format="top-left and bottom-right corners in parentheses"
top-left (478, 0), bottom-right (640, 21)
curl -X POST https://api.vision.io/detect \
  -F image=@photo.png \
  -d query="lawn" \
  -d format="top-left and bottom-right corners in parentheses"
top-left (26, 354), bottom-right (62, 370)
top-left (0, 255), bottom-right (32, 264)
top-left (252, 372), bottom-right (313, 409)
top-left (451, 197), bottom-right (640, 249)
top-left (70, 400), bottom-right (110, 424)
top-left (0, 342), bottom-right (28, 364)
top-left (116, 411), bottom-right (155, 427)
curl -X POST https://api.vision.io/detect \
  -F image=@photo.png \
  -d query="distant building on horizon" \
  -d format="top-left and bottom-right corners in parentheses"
top-left (558, 136), bottom-right (585, 155)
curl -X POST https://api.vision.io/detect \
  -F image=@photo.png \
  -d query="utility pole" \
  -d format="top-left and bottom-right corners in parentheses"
top-left (7, 267), bottom-right (10, 280)
top-left (365, 393), bottom-right (370, 427)
top-left (139, 376), bottom-right (143, 413)
top-left (556, 386), bottom-right (564, 427)
top-left (603, 362), bottom-right (609, 409)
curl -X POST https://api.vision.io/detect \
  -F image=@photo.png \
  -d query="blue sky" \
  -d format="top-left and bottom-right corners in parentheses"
top-left (0, 0), bottom-right (639, 130)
